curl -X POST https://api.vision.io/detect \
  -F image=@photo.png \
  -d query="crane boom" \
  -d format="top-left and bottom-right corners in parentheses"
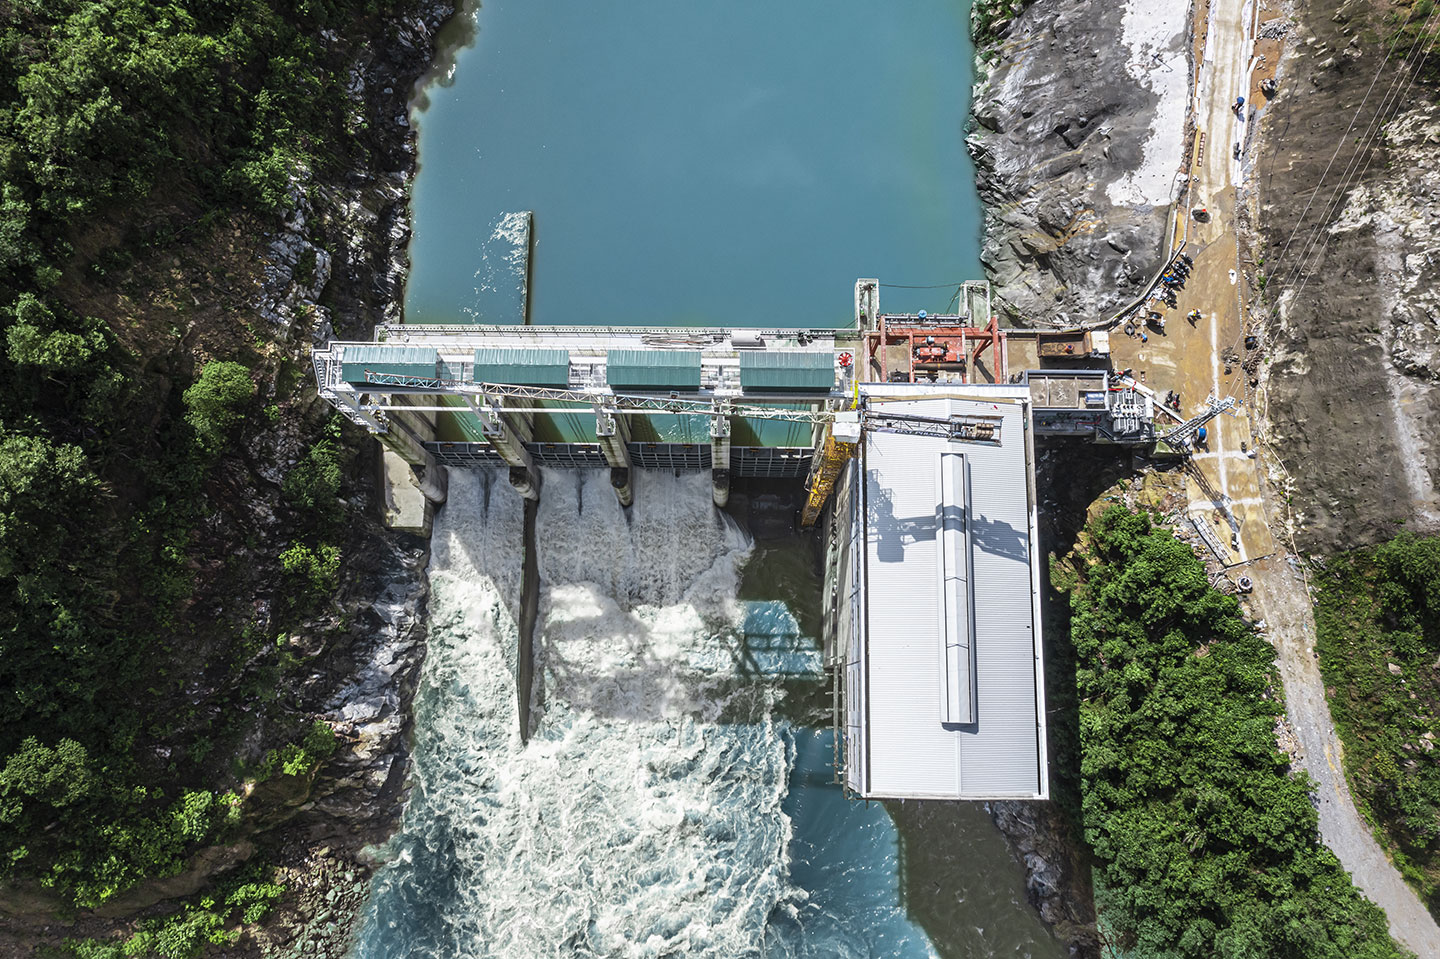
top-left (1161, 395), bottom-right (1238, 450)
top-left (862, 412), bottom-right (1004, 444)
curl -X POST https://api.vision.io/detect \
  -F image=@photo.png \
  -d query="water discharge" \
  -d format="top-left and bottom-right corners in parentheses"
top-left (353, 469), bottom-right (1059, 957)
top-left (355, 0), bottom-right (1067, 954)
top-left (354, 472), bottom-right (916, 956)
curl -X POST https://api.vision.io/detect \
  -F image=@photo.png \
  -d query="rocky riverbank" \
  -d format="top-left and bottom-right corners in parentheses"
top-left (239, 4), bottom-right (460, 956)
top-left (1255, 0), bottom-right (1440, 552)
top-left (968, 0), bottom-right (1192, 326)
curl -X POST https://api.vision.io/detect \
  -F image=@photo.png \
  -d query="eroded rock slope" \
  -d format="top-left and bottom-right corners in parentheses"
top-left (1257, 0), bottom-right (1440, 551)
top-left (969, 0), bottom-right (1190, 326)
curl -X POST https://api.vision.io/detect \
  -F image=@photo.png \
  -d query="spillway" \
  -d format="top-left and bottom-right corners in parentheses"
top-left (347, 0), bottom-right (1068, 954)
top-left (350, 470), bottom-right (1031, 956)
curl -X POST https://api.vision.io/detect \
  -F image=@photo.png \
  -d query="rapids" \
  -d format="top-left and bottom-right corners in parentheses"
top-left (352, 470), bottom-right (956, 957)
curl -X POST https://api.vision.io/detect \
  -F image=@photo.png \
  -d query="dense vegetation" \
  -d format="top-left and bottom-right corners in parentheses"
top-left (0, 0), bottom-right (401, 934)
top-left (66, 862), bottom-right (287, 959)
top-left (970, 0), bottom-right (1034, 47)
top-left (1056, 507), bottom-right (1404, 959)
top-left (1315, 533), bottom-right (1440, 916)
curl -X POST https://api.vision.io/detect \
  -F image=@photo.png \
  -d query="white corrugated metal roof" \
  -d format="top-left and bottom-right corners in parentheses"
top-left (849, 386), bottom-right (1047, 801)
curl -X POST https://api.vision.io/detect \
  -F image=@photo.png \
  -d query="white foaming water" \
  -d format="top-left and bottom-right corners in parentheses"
top-left (353, 469), bottom-right (805, 958)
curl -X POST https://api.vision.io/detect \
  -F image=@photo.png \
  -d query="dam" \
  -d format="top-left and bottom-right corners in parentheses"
top-left (346, 1), bottom-right (1132, 953)
top-left (314, 278), bottom-right (1169, 801)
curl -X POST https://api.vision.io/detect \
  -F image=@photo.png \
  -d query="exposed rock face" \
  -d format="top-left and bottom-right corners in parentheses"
top-left (1255, 0), bottom-right (1440, 551)
top-left (258, 189), bottom-right (334, 340)
top-left (989, 801), bottom-right (1100, 959)
top-left (307, 528), bottom-right (430, 835)
top-left (969, 0), bottom-right (1190, 326)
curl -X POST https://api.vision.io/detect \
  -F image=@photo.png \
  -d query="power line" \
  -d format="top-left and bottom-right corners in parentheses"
top-left (1285, 17), bottom-right (1440, 303)
top-left (1267, 6), bottom-right (1436, 279)
top-left (1274, 6), bottom-right (1440, 291)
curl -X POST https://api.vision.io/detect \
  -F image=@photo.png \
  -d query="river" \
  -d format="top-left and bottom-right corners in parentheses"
top-left (352, 2), bottom-right (1064, 957)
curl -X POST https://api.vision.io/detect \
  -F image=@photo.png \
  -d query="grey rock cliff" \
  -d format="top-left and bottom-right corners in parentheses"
top-left (1256, 0), bottom-right (1440, 551)
top-left (969, 0), bottom-right (1190, 326)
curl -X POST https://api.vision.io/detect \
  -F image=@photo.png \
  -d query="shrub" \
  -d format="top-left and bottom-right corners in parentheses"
top-left (5, 294), bottom-right (104, 371)
top-left (254, 721), bottom-right (336, 782)
top-left (182, 361), bottom-right (256, 453)
top-left (282, 420), bottom-right (347, 525)
top-left (279, 542), bottom-right (340, 598)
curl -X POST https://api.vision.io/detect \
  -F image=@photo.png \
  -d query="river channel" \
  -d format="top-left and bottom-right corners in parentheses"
top-left (352, 2), bottom-right (1064, 957)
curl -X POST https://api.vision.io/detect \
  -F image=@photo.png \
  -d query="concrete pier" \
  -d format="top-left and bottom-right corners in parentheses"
top-left (365, 402), bottom-right (449, 520)
top-left (855, 278), bottom-right (879, 327)
top-left (508, 466), bottom-right (540, 500)
top-left (468, 397), bottom-right (541, 501)
top-left (516, 496), bottom-right (539, 744)
top-left (595, 405), bottom-right (634, 507)
top-left (710, 408), bottom-right (731, 508)
top-left (609, 467), bottom-right (633, 505)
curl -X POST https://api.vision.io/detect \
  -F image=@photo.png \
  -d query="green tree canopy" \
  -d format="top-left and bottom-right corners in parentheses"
top-left (182, 360), bottom-right (255, 453)
top-left (1062, 507), bottom-right (1403, 959)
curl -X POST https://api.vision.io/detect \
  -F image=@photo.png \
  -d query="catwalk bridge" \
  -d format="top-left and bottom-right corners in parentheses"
top-left (312, 280), bottom-right (1175, 513)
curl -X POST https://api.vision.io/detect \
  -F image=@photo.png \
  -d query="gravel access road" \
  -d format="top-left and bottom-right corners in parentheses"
top-left (1250, 556), bottom-right (1440, 957)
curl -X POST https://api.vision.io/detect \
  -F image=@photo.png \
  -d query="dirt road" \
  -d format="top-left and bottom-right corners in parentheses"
top-left (1108, 0), bottom-right (1440, 951)
top-left (1250, 556), bottom-right (1440, 956)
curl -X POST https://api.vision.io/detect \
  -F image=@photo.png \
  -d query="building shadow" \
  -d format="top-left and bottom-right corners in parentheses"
top-left (865, 476), bottom-right (938, 563)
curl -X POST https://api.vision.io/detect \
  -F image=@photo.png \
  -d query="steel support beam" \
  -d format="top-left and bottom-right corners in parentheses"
top-left (335, 389), bottom-right (386, 433)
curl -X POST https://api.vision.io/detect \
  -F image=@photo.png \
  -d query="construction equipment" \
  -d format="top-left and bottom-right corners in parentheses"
top-left (861, 411), bottom-right (1003, 444)
top-left (1161, 395), bottom-right (1238, 451)
top-left (800, 413), bottom-right (861, 527)
top-left (799, 408), bottom-right (1007, 525)
top-left (863, 310), bottom-right (1006, 384)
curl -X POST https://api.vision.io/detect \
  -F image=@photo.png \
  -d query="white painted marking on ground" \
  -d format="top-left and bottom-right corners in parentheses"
top-left (1187, 496), bottom-right (1264, 511)
top-left (1189, 449), bottom-right (1255, 462)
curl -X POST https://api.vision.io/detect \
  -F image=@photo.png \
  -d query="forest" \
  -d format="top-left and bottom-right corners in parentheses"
top-left (1056, 507), bottom-right (1404, 959)
top-left (1314, 533), bottom-right (1440, 917)
top-left (0, 0), bottom-right (406, 951)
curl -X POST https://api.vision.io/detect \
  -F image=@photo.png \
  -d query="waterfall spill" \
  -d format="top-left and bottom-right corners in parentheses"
top-left (351, 470), bottom-right (932, 957)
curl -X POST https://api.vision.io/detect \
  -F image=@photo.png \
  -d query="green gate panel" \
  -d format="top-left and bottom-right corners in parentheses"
top-left (341, 345), bottom-right (440, 385)
top-left (472, 348), bottom-right (571, 387)
top-left (739, 352), bottom-right (835, 393)
top-left (606, 350), bottom-right (702, 391)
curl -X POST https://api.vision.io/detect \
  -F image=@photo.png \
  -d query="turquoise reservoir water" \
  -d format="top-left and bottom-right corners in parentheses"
top-left (404, 0), bottom-right (985, 327)
top-left (355, 3), bottom-right (1064, 957)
